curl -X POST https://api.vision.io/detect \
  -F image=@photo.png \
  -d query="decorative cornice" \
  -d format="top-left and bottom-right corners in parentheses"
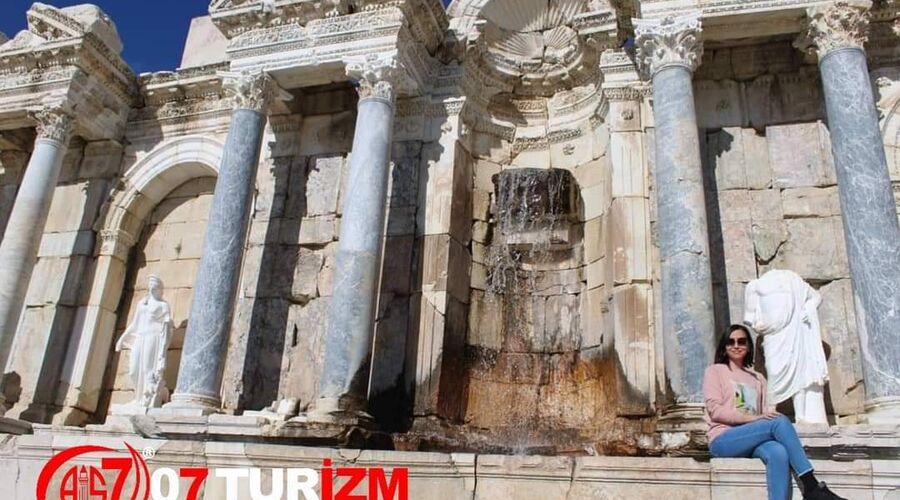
top-left (797, 0), bottom-right (872, 59)
top-left (30, 104), bottom-right (75, 143)
top-left (634, 12), bottom-right (704, 77)
top-left (345, 52), bottom-right (400, 103)
top-left (222, 70), bottom-right (277, 112)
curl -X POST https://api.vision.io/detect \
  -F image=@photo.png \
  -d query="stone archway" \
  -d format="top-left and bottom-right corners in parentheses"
top-left (55, 136), bottom-right (223, 425)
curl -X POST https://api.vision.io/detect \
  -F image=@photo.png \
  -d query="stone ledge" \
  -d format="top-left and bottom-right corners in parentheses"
top-left (0, 427), bottom-right (896, 499)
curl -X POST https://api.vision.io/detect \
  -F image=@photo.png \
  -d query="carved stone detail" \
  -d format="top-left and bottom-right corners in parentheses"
top-left (222, 71), bottom-right (276, 112)
top-left (634, 12), bottom-right (704, 77)
top-left (798, 1), bottom-right (871, 59)
top-left (345, 52), bottom-right (399, 103)
top-left (30, 105), bottom-right (75, 143)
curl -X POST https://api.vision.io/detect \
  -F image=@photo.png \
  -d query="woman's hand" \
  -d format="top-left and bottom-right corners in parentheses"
top-left (745, 410), bottom-right (780, 423)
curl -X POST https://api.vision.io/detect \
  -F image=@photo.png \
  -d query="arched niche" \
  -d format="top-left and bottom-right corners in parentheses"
top-left (58, 136), bottom-right (223, 425)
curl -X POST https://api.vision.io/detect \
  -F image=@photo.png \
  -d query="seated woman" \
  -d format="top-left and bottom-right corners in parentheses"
top-left (703, 324), bottom-right (845, 500)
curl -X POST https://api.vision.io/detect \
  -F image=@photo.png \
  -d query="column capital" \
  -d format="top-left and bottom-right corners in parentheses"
top-left (797, 1), bottom-right (872, 59)
top-left (345, 52), bottom-right (400, 103)
top-left (634, 12), bottom-right (704, 77)
top-left (222, 70), bottom-right (278, 113)
top-left (29, 104), bottom-right (75, 144)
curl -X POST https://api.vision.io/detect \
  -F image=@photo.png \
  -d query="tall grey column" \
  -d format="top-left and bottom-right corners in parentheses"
top-left (309, 55), bottom-right (397, 418)
top-left (802, 2), bottom-right (900, 424)
top-left (635, 13), bottom-right (716, 425)
top-left (164, 72), bottom-right (275, 415)
top-left (0, 105), bottom-right (74, 383)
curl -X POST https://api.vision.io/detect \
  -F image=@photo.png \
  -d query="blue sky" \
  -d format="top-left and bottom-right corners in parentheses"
top-left (1, 1), bottom-right (453, 74)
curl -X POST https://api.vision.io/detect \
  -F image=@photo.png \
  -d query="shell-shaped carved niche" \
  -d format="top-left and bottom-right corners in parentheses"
top-left (481, 0), bottom-right (587, 33)
top-left (484, 23), bottom-right (544, 59)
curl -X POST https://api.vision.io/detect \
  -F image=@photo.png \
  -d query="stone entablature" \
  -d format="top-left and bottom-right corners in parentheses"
top-left (0, 3), bottom-right (137, 141)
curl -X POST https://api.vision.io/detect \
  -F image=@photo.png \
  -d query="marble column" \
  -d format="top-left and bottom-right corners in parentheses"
top-left (0, 105), bottom-right (74, 381)
top-left (164, 72), bottom-right (275, 415)
top-left (801, 1), bottom-right (900, 424)
top-left (309, 55), bottom-right (398, 418)
top-left (635, 13), bottom-right (716, 424)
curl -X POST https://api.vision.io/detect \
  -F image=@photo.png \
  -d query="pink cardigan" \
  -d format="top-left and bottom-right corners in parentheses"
top-left (703, 363), bottom-right (769, 443)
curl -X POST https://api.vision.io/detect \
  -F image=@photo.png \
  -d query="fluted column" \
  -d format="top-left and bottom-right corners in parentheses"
top-left (0, 105), bottom-right (74, 382)
top-left (309, 54), bottom-right (398, 418)
top-left (635, 13), bottom-right (716, 424)
top-left (799, 1), bottom-right (900, 424)
top-left (164, 72), bottom-right (276, 415)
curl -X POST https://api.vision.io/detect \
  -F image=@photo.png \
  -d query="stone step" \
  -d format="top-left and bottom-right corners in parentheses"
top-left (0, 427), bottom-right (897, 499)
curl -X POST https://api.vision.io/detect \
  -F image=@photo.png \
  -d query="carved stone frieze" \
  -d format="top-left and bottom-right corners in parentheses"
top-left (346, 52), bottom-right (399, 102)
top-left (634, 12), bottom-right (704, 77)
top-left (797, 0), bottom-right (872, 59)
top-left (30, 104), bottom-right (75, 143)
top-left (222, 71), bottom-right (277, 112)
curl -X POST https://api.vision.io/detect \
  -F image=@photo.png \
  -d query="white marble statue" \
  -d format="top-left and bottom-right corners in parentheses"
top-left (743, 269), bottom-right (830, 424)
top-left (112, 275), bottom-right (173, 413)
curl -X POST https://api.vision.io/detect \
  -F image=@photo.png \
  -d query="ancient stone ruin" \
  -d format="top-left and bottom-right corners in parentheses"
top-left (0, 0), bottom-right (898, 497)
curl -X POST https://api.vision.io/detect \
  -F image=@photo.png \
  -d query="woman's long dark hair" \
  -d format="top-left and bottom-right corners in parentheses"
top-left (714, 324), bottom-right (754, 368)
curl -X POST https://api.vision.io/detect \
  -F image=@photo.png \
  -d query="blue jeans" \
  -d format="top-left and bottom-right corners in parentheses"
top-left (709, 415), bottom-right (813, 500)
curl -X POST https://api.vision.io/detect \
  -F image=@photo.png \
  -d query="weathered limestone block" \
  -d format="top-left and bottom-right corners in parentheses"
top-left (584, 216), bottom-right (604, 264)
top-left (43, 181), bottom-right (107, 232)
top-left (475, 455), bottom-right (574, 500)
top-left (77, 140), bottom-right (124, 180)
top-left (610, 132), bottom-right (646, 198)
top-left (695, 80), bottom-right (744, 129)
top-left (768, 122), bottom-right (837, 188)
top-left (717, 190), bottom-right (752, 223)
top-left (768, 217), bottom-right (849, 281)
top-left (581, 285), bottom-right (608, 350)
top-left (179, 16), bottom-right (227, 69)
top-left (573, 456), bottom-right (712, 500)
top-left (418, 233), bottom-right (470, 303)
top-left (279, 298), bottom-right (330, 409)
top-left (719, 222), bottom-right (756, 283)
top-left (742, 128), bottom-right (773, 190)
top-left (305, 155), bottom-right (343, 216)
top-left (704, 128), bottom-right (748, 191)
top-left (749, 189), bottom-right (783, 222)
top-left (750, 220), bottom-right (788, 264)
top-left (253, 156), bottom-right (290, 221)
top-left (419, 141), bottom-right (473, 243)
top-left (370, 295), bottom-right (410, 397)
top-left (611, 284), bottom-right (654, 415)
top-left (291, 247), bottom-right (324, 303)
top-left (298, 111), bottom-right (355, 157)
top-left (782, 186), bottom-right (841, 218)
top-left (608, 197), bottom-right (650, 285)
top-left (711, 458), bottom-right (868, 500)
top-left (389, 142), bottom-right (421, 208)
top-left (24, 256), bottom-right (88, 307)
top-left (386, 205), bottom-right (417, 236)
top-left (296, 216), bottom-right (337, 245)
top-left (468, 291), bottom-right (502, 350)
top-left (381, 235), bottom-right (415, 295)
top-left (542, 294), bottom-right (581, 352)
top-left (818, 279), bottom-right (865, 417)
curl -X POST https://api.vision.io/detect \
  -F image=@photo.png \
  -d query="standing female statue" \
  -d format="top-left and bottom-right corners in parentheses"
top-left (113, 275), bottom-right (173, 411)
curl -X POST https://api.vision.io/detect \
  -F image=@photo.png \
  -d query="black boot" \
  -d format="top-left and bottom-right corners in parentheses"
top-left (803, 482), bottom-right (847, 500)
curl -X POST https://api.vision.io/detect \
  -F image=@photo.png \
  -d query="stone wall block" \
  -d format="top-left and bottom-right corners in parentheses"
top-left (768, 122), bottom-right (837, 188)
top-left (381, 235), bottom-right (415, 295)
top-left (78, 140), bottom-right (124, 180)
top-left (610, 132), bottom-right (647, 198)
top-left (468, 290), bottom-right (502, 350)
top-left (782, 186), bottom-right (841, 218)
top-left (581, 285), bottom-right (608, 350)
top-left (279, 298), bottom-right (330, 409)
top-left (305, 155), bottom-right (343, 216)
top-left (550, 128), bottom-right (593, 170)
top-left (695, 80), bottom-right (744, 129)
top-left (386, 205), bottom-right (417, 236)
top-left (742, 128), bottom-right (773, 190)
top-left (720, 222), bottom-right (756, 283)
top-left (750, 220), bottom-right (787, 264)
top-left (611, 284), bottom-right (654, 415)
top-left (705, 128), bottom-right (748, 191)
top-left (749, 189), bottom-right (783, 222)
top-left (25, 256), bottom-right (88, 307)
top-left (608, 100), bottom-right (642, 133)
top-left (718, 190), bottom-right (752, 223)
top-left (609, 197), bottom-right (650, 285)
top-left (542, 293), bottom-right (580, 352)
top-left (583, 216), bottom-right (604, 264)
top-left (818, 279), bottom-right (865, 417)
top-left (37, 230), bottom-right (94, 258)
top-left (291, 247), bottom-right (324, 302)
top-left (472, 189), bottom-right (491, 222)
top-left (768, 217), bottom-right (849, 281)
top-left (295, 216), bottom-right (337, 245)
top-left (573, 156), bottom-right (610, 191)
top-left (370, 295), bottom-right (410, 397)
top-left (298, 111), bottom-right (355, 157)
